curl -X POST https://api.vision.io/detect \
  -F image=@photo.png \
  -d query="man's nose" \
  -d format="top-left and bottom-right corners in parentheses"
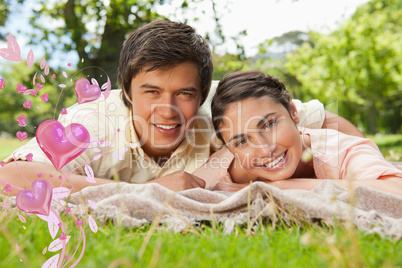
top-left (155, 97), bottom-right (179, 118)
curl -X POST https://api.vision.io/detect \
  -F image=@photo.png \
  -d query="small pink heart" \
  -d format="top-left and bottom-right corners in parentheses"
top-left (75, 220), bottom-right (83, 227)
top-left (51, 74), bottom-right (55, 79)
top-left (59, 232), bottom-right (67, 240)
top-left (40, 93), bottom-right (48, 102)
top-left (36, 120), bottom-right (90, 170)
top-left (60, 108), bottom-right (67, 115)
top-left (0, 78), bottom-right (4, 89)
top-left (25, 153), bottom-right (33, 162)
top-left (17, 83), bottom-right (27, 93)
top-left (17, 114), bottom-right (27, 126)
top-left (66, 207), bottom-right (71, 212)
top-left (4, 183), bottom-right (12, 192)
top-left (0, 161), bottom-right (5, 167)
top-left (74, 78), bottom-right (101, 104)
top-left (30, 89), bottom-right (38, 96)
top-left (23, 100), bottom-right (32, 109)
top-left (16, 179), bottom-right (53, 216)
top-left (38, 173), bottom-right (42, 177)
top-left (16, 131), bottom-right (27, 141)
top-left (36, 83), bottom-right (43, 89)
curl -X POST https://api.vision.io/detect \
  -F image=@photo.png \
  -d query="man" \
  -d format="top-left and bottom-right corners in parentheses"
top-left (0, 20), bottom-right (363, 195)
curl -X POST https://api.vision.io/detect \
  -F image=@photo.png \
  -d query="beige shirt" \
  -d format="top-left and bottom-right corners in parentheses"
top-left (3, 88), bottom-right (325, 183)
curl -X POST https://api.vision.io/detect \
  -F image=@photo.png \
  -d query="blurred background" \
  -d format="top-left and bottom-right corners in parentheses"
top-left (0, 0), bottom-right (401, 160)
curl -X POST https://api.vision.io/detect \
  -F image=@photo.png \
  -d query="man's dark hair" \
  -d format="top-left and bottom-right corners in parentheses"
top-left (118, 20), bottom-right (213, 108)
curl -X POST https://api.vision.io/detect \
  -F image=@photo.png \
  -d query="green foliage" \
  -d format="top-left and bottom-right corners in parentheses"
top-left (212, 52), bottom-right (251, 80)
top-left (0, 61), bottom-right (76, 135)
top-left (28, 0), bottom-right (170, 88)
top-left (284, 0), bottom-right (402, 134)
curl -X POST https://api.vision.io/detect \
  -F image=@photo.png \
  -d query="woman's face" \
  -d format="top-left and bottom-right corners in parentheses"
top-left (219, 96), bottom-right (302, 182)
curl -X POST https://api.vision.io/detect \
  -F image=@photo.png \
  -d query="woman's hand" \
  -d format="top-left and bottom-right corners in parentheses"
top-left (212, 182), bottom-right (250, 192)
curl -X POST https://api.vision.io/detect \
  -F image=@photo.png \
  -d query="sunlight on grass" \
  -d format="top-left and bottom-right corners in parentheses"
top-left (1, 198), bottom-right (401, 267)
top-left (367, 134), bottom-right (402, 161)
top-left (0, 138), bottom-right (29, 161)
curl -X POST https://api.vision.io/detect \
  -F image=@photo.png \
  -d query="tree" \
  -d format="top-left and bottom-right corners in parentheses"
top-left (28, 0), bottom-right (171, 88)
top-left (26, 0), bottom-right (243, 88)
top-left (285, 0), bottom-right (402, 133)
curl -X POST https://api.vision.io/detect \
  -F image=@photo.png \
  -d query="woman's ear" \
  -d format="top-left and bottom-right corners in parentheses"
top-left (290, 99), bottom-right (300, 124)
top-left (123, 88), bottom-right (133, 105)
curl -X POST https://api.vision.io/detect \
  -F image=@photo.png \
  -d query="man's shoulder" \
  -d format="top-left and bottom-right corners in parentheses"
top-left (62, 89), bottom-right (128, 115)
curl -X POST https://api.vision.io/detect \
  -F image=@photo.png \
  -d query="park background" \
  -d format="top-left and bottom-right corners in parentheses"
top-left (0, 0), bottom-right (400, 161)
top-left (0, 0), bottom-right (402, 267)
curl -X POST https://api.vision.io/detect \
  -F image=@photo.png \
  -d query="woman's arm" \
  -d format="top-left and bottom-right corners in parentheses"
top-left (213, 176), bottom-right (402, 196)
top-left (322, 111), bottom-right (365, 138)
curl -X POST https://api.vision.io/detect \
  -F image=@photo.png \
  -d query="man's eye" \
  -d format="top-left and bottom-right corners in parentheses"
top-left (179, 92), bottom-right (192, 96)
top-left (235, 138), bottom-right (248, 147)
top-left (145, 90), bottom-right (158, 94)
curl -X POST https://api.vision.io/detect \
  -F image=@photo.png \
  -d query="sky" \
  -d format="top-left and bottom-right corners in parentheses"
top-left (0, 0), bottom-right (370, 67)
top-left (159, 0), bottom-right (370, 56)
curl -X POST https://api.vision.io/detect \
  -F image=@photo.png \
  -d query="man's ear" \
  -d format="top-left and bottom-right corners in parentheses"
top-left (290, 99), bottom-right (300, 125)
top-left (123, 89), bottom-right (132, 105)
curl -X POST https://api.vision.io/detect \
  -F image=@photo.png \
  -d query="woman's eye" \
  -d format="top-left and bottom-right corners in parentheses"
top-left (263, 120), bottom-right (277, 130)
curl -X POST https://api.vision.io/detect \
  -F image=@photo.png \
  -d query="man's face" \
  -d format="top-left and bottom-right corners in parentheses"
top-left (128, 61), bottom-right (202, 158)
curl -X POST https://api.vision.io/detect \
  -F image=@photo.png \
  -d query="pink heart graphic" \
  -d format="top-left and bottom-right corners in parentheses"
top-left (51, 74), bottom-right (56, 79)
top-left (16, 179), bottom-right (53, 216)
top-left (25, 153), bottom-right (33, 162)
top-left (75, 220), bottom-right (83, 227)
top-left (74, 78), bottom-right (101, 104)
top-left (59, 232), bottom-right (67, 240)
top-left (0, 34), bottom-right (23, 62)
top-left (30, 89), bottom-right (38, 96)
top-left (17, 83), bottom-right (27, 93)
top-left (60, 108), bottom-right (68, 115)
top-left (36, 120), bottom-right (90, 170)
top-left (36, 83), bottom-right (43, 89)
top-left (23, 100), bottom-right (32, 109)
top-left (0, 78), bottom-right (4, 89)
top-left (40, 93), bottom-right (48, 102)
top-left (17, 114), bottom-right (27, 126)
top-left (16, 131), bottom-right (27, 141)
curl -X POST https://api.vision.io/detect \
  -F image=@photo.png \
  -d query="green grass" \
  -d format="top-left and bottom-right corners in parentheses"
top-left (0, 138), bottom-right (29, 161)
top-left (368, 134), bottom-right (402, 161)
top-left (0, 208), bottom-right (401, 268)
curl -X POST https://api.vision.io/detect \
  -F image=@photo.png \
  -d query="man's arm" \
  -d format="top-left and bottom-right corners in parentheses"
top-left (322, 111), bottom-right (365, 138)
top-left (0, 161), bottom-right (114, 196)
top-left (145, 171), bottom-right (206, 192)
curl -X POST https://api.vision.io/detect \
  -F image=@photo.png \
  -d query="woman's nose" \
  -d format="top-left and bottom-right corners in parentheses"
top-left (253, 134), bottom-right (276, 157)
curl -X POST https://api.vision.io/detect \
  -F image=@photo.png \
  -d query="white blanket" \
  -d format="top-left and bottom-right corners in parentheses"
top-left (66, 180), bottom-right (402, 237)
top-left (3, 180), bottom-right (402, 237)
